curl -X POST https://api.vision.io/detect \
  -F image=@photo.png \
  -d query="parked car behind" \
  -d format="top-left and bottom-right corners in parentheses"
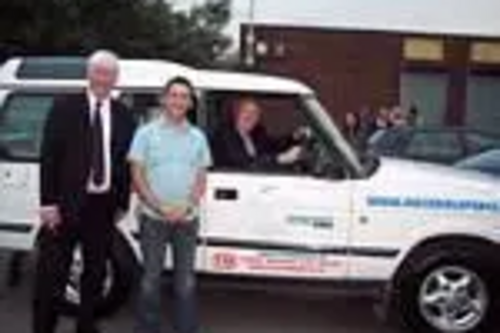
top-left (455, 149), bottom-right (500, 177)
top-left (368, 127), bottom-right (500, 164)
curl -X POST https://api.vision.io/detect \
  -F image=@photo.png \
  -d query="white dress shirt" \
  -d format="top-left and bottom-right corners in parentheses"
top-left (239, 131), bottom-right (257, 158)
top-left (87, 91), bottom-right (112, 193)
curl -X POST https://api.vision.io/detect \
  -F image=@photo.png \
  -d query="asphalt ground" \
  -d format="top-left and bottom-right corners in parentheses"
top-left (0, 250), bottom-right (394, 333)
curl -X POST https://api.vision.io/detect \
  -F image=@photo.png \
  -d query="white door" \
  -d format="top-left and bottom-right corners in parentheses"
top-left (202, 171), bottom-right (352, 279)
top-left (0, 92), bottom-right (54, 250)
top-left (200, 91), bottom-right (356, 279)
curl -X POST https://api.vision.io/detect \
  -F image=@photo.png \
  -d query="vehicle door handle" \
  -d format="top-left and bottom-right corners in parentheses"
top-left (260, 185), bottom-right (278, 194)
top-left (214, 188), bottom-right (238, 201)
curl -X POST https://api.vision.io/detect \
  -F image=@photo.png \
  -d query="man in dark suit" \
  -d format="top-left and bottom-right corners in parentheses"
top-left (212, 97), bottom-right (303, 170)
top-left (34, 50), bottom-right (136, 333)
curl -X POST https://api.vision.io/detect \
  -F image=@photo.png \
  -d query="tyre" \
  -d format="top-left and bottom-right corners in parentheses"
top-left (61, 230), bottom-right (138, 318)
top-left (391, 245), bottom-right (498, 333)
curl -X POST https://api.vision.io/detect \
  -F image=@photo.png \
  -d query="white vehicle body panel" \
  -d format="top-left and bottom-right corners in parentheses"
top-left (0, 164), bottom-right (39, 249)
top-left (349, 158), bottom-right (500, 279)
top-left (201, 172), bottom-right (352, 279)
top-left (0, 58), bottom-right (313, 95)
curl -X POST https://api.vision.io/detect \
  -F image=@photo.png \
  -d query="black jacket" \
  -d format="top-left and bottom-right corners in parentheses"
top-left (212, 125), bottom-right (287, 170)
top-left (40, 93), bottom-right (136, 220)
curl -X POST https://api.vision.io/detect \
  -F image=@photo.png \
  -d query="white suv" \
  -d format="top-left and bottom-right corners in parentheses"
top-left (0, 57), bottom-right (499, 333)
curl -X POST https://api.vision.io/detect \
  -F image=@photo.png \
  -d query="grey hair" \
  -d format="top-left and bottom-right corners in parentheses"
top-left (87, 50), bottom-right (119, 71)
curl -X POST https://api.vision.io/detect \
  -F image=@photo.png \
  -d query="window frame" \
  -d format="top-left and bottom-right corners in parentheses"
top-left (201, 90), bottom-right (353, 180)
top-left (0, 91), bottom-right (63, 162)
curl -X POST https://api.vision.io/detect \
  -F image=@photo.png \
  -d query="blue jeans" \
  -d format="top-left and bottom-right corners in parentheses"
top-left (135, 214), bottom-right (198, 333)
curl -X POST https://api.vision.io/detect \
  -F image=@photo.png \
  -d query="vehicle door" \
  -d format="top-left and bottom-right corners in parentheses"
top-left (0, 89), bottom-right (61, 249)
top-left (201, 92), bottom-right (354, 279)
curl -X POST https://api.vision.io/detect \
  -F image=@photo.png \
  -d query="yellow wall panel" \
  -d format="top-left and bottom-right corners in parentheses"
top-left (471, 42), bottom-right (500, 64)
top-left (404, 38), bottom-right (444, 61)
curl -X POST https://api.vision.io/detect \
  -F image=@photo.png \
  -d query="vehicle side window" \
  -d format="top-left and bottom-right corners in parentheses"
top-left (0, 93), bottom-right (56, 161)
top-left (205, 91), bottom-right (349, 179)
top-left (0, 91), bottom-right (199, 162)
top-left (405, 132), bottom-right (462, 163)
top-left (119, 93), bottom-right (160, 124)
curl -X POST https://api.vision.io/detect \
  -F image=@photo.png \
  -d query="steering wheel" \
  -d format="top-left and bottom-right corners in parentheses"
top-left (289, 133), bottom-right (322, 174)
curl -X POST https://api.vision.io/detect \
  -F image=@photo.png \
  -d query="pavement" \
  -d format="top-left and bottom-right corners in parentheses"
top-left (0, 250), bottom-right (395, 333)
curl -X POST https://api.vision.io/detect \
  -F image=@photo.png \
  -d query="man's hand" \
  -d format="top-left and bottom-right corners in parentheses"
top-left (292, 126), bottom-right (312, 141)
top-left (277, 145), bottom-right (303, 165)
top-left (39, 206), bottom-right (62, 231)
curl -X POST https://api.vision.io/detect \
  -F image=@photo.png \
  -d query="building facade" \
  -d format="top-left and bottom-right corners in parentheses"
top-left (241, 24), bottom-right (500, 134)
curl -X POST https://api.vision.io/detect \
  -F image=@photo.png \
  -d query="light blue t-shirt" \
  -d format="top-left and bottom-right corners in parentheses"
top-left (128, 117), bottom-right (212, 218)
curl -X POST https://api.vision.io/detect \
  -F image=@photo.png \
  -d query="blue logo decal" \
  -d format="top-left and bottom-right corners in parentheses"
top-left (367, 195), bottom-right (500, 213)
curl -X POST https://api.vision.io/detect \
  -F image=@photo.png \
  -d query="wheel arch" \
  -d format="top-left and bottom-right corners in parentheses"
top-left (60, 227), bottom-right (141, 318)
top-left (392, 234), bottom-right (499, 287)
top-left (111, 227), bottom-right (141, 281)
top-left (378, 234), bottom-right (500, 331)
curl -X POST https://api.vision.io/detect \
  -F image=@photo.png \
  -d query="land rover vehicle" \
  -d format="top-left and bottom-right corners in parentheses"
top-left (0, 57), bottom-right (499, 333)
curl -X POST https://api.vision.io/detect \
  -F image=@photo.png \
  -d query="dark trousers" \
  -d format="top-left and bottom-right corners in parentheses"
top-left (32, 194), bottom-right (115, 333)
top-left (135, 214), bottom-right (198, 333)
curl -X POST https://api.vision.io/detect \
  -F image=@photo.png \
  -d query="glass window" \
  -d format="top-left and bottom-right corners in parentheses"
top-left (0, 91), bottom-right (200, 162)
top-left (466, 75), bottom-right (500, 136)
top-left (405, 131), bottom-right (463, 164)
top-left (0, 93), bottom-right (56, 161)
top-left (400, 72), bottom-right (448, 126)
top-left (119, 93), bottom-right (160, 124)
top-left (205, 92), bottom-right (348, 178)
top-left (17, 57), bottom-right (86, 80)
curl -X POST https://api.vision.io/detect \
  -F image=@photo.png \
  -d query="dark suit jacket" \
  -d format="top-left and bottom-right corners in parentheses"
top-left (40, 93), bottom-right (136, 221)
top-left (211, 125), bottom-right (283, 169)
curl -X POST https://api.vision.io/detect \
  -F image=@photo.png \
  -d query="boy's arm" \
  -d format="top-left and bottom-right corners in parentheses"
top-left (190, 168), bottom-right (207, 207)
top-left (129, 160), bottom-right (164, 217)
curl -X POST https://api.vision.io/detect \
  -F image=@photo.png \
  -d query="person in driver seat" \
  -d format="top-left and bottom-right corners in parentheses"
top-left (212, 96), bottom-right (304, 170)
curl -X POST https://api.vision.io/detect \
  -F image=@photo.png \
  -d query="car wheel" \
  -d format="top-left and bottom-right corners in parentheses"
top-left (61, 231), bottom-right (137, 318)
top-left (393, 249), bottom-right (497, 333)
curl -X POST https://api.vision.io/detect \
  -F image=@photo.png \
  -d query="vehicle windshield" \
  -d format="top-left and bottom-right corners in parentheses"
top-left (302, 95), bottom-right (364, 176)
